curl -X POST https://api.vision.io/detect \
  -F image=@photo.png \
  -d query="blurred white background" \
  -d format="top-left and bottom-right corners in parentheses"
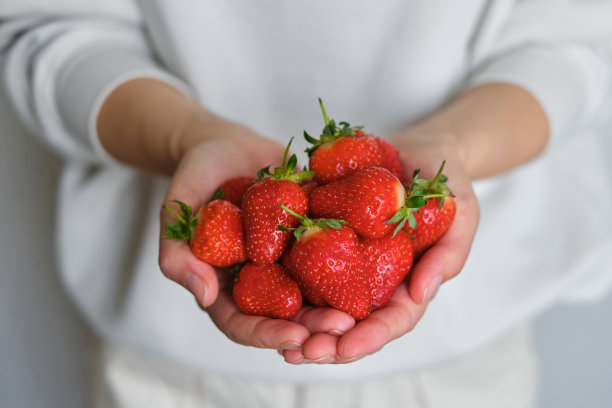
top-left (1, 89), bottom-right (611, 408)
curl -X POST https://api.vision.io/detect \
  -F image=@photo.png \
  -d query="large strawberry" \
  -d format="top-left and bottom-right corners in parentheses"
top-left (164, 199), bottom-right (247, 267)
top-left (309, 167), bottom-right (406, 239)
top-left (212, 176), bottom-right (256, 206)
top-left (280, 206), bottom-right (372, 320)
top-left (281, 240), bottom-right (328, 308)
top-left (361, 231), bottom-right (414, 310)
top-left (304, 99), bottom-right (383, 184)
top-left (233, 262), bottom-right (302, 319)
top-left (403, 161), bottom-right (456, 258)
top-left (242, 138), bottom-right (312, 265)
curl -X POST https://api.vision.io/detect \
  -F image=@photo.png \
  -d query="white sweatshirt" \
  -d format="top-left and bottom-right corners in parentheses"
top-left (1, 0), bottom-right (612, 382)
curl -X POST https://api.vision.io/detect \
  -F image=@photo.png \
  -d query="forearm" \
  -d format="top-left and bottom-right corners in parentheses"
top-left (406, 83), bottom-right (550, 180)
top-left (97, 78), bottom-right (218, 175)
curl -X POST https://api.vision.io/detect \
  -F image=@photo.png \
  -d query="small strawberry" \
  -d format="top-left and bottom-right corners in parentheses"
top-left (373, 136), bottom-right (407, 184)
top-left (361, 231), bottom-right (414, 310)
top-left (304, 99), bottom-right (383, 184)
top-left (233, 262), bottom-right (302, 319)
top-left (242, 138), bottom-right (312, 265)
top-left (279, 206), bottom-right (372, 320)
top-left (309, 167), bottom-right (406, 239)
top-left (299, 178), bottom-right (319, 199)
top-left (212, 176), bottom-right (256, 206)
top-left (164, 199), bottom-right (247, 267)
top-left (403, 161), bottom-right (456, 258)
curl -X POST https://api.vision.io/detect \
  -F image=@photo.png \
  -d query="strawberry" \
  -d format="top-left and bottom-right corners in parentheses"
top-left (164, 199), bottom-right (247, 267)
top-left (280, 206), bottom-right (372, 320)
top-left (242, 138), bottom-right (312, 265)
top-left (233, 262), bottom-right (302, 319)
top-left (304, 99), bottom-right (383, 184)
top-left (362, 231), bottom-right (414, 310)
top-left (373, 136), bottom-right (407, 184)
top-left (309, 167), bottom-right (406, 239)
top-left (299, 178), bottom-right (319, 199)
top-left (281, 240), bottom-right (328, 308)
top-left (212, 176), bottom-right (256, 206)
top-left (403, 161), bottom-right (456, 258)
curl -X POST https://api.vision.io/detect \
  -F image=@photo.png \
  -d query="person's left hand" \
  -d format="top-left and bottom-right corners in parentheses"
top-left (280, 129), bottom-right (480, 364)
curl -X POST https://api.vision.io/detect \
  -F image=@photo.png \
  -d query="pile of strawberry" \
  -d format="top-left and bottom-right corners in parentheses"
top-left (165, 99), bottom-right (456, 321)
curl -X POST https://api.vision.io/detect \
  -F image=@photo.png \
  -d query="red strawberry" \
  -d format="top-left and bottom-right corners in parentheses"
top-left (361, 231), bottom-right (414, 310)
top-left (164, 199), bottom-right (247, 267)
top-left (281, 240), bottom-right (328, 308)
top-left (304, 99), bottom-right (383, 184)
top-left (373, 136), bottom-right (407, 184)
top-left (309, 167), bottom-right (406, 239)
top-left (280, 208), bottom-right (372, 320)
top-left (402, 161), bottom-right (456, 258)
top-left (299, 178), bottom-right (319, 199)
top-left (242, 138), bottom-right (312, 265)
top-left (212, 176), bottom-right (256, 206)
top-left (233, 262), bottom-right (302, 319)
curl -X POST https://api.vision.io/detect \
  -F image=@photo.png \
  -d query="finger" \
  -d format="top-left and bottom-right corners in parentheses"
top-left (408, 186), bottom-right (479, 304)
top-left (206, 289), bottom-right (310, 350)
top-left (291, 306), bottom-right (356, 336)
top-left (301, 333), bottom-right (339, 364)
top-left (282, 349), bottom-right (305, 365)
top-left (336, 284), bottom-right (427, 362)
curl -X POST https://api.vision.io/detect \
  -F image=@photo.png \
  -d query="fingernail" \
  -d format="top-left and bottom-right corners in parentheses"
top-left (341, 354), bottom-right (364, 363)
top-left (279, 341), bottom-right (302, 350)
top-left (327, 329), bottom-right (344, 336)
top-left (310, 356), bottom-right (335, 364)
top-left (186, 274), bottom-right (208, 308)
top-left (423, 276), bottom-right (442, 303)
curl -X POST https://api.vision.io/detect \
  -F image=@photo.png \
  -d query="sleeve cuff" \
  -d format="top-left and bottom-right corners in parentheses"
top-left (466, 45), bottom-right (607, 144)
top-left (56, 46), bottom-right (194, 165)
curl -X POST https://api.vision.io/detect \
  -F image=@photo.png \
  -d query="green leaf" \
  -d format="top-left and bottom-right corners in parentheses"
top-left (408, 212), bottom-right (417, 229)
top-left (324, 219), bottom-right (343, 230)
top-left (387, 207), bottom-right (407, 224)
top-left (257, 165), bottom-right (271, 179)
top-left (287, 154), bottom-right (297, 173)
top-left (304, 130), bottom-right (319, 144)
top-left (408, 196), bottom-right (427, 208)
top-left (173, 200), bottom-right (193, 219)
top-left (212, 188), bottom-right (225, 200)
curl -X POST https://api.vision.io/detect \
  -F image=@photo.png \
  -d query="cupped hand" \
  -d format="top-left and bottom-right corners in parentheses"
top-left (158, 117), bottom-right (356, 351)
top-left (282, 130), bottom-right (480, 364)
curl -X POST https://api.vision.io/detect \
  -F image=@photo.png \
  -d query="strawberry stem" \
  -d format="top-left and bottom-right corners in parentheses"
top-left (278, 203), bottom-right (348, 240)
top-left (318, 97), bottom-right (330, 126)
top-left (257, 137), bottom-right (314, 183)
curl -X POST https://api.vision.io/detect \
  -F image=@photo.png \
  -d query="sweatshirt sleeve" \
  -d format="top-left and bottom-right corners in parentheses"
top-left (0, 10), bottom-right (192, 164)
top-left (467, 0), bottom-right (612, 144)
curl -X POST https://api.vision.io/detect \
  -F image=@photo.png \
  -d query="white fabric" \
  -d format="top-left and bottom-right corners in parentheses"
top-left (92, 326), bottom-right (539, 408)
top-left (1, 0), bottom-right (612, 382)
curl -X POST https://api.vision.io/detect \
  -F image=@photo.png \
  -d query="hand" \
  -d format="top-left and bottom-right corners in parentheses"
top-left (158, 116), bottom-right (357, 352)
top-left (280, 130), bottom-right (480, 364)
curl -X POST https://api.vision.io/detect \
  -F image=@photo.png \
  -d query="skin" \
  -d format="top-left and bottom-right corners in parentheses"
top-left (97, 78), bottom-right (548, 364)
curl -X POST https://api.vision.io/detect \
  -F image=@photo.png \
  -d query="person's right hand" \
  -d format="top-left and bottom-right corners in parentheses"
top-left (158, 116), bottom-right (357, 353)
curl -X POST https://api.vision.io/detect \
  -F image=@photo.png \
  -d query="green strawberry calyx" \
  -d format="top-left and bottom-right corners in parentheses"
top-left (278, 203), bottom-right (348, 241)
top-left (304, 98), bottom-right (365, 156)
top-left (388, 160), bottom-right (454, 236)
top-left (258, 137), bottom-right (314, 183)
top-left (163, 199), bottom-right (198, 240)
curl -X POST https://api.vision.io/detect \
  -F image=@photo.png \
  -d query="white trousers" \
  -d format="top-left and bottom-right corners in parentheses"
top-left (92, 326), bottom-right (539, 408)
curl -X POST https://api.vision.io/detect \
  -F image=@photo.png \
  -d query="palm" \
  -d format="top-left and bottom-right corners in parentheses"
top-left (282, 134), bottom-right (480, 364)
top-left (159, 126), bottom-right (357, 352)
